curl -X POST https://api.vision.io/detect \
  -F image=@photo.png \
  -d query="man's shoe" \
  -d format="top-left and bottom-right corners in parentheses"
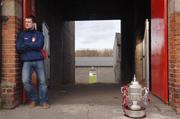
top-left (42, 102), bottom-right (50, 109)
top-left (29, 101), bottom-right (36, 108)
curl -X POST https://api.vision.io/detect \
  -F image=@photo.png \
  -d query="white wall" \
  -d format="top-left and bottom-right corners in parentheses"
top-left (75, 67), bottom-right (115, 84)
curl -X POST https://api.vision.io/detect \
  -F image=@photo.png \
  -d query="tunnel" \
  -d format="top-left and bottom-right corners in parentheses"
top-left (1, 0), bottom-right (179, 113)
top-left (34, 0), bottom-right (150, 87)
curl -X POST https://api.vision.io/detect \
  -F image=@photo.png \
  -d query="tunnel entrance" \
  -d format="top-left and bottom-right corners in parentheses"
top-left (21, 0), bottom-right (151, 105)
top-left (35, 0), bottom-right (150, 87)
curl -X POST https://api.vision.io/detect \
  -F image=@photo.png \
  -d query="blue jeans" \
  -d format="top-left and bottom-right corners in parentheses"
top-left (22, 60), bottom-right (48, 104)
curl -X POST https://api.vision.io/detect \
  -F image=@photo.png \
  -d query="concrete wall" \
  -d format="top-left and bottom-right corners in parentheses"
top-left (121, 17), bottom-right (135, 86)
top-left (62, 22), bottom-right (75, 84)
top-left (49, 19), bottom-right (75, 87)
top-left (36, 0), bottom-right (75, 87)
top-left (75, 67), bottom-right (89, 84)
top-left (113, 33), bottom-right (121, 83)
top-left (97, 67), bottom-right (115, 83)
top-left (75, 67), bottom-right (115, 84)
top-left (135, 35), bottom-right (143, 82)
top-left (121, 0), bottom-right (148, 86)
top-left (48, 19), bottom-right (64, 87)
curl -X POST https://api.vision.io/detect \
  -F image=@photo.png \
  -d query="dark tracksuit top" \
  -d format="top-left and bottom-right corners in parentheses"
top-left (16, 30), bottom-right (44, 62)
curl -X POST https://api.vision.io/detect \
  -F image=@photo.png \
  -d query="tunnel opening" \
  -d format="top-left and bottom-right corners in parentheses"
top-left (75, 20), bottom-right (121, 84)
top-left (36, 0), bottom-right (150, 86)
top-left (33, 0), bottom-right (151, 105)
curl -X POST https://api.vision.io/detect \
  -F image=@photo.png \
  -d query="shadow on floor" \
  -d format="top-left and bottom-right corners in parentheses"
top-left (48, 83), bottom-right (122, 106)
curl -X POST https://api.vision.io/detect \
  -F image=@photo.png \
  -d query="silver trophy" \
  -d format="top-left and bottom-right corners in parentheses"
top-left (121, 75), bottom-right (149, 118)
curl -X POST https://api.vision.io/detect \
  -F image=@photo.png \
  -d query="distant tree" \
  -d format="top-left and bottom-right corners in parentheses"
top-left (75, 49), bottom-right (113, 57)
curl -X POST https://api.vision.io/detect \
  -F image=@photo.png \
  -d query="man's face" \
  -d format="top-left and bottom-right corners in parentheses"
top-left (25, 18), bottom-right (33, 30)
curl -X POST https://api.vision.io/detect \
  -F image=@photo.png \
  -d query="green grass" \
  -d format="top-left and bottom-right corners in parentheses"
top-left (89, 75), bottom-right (97, 84)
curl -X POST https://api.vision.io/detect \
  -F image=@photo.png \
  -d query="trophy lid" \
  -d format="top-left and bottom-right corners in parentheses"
top-left (129, 75), bottom-right (142, 88)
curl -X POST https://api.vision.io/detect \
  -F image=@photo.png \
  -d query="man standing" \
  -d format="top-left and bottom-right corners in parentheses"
top-left (16, 16), bottom-right (49, 109)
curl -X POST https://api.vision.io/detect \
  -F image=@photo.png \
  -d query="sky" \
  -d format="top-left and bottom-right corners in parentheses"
top-left (75, 20), bottom-right (121, 50)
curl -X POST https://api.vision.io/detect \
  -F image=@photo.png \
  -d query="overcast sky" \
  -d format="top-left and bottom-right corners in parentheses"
top-left (75, 20), bottom-right (121, 50)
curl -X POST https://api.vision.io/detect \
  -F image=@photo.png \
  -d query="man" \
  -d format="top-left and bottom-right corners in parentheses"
top-left (16, 16), bottom-right (49, 109)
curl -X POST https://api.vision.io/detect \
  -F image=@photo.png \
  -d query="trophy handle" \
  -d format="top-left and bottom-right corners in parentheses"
top-left (121, 87), bottom-right (124, 93)
top-left (143, 87), bottom-right (149, 99)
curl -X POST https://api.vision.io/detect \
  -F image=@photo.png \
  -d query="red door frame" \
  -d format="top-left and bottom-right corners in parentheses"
top-left (23, 0), bottom-right (36, 28)
top-left (151, 0), bottom-right (168, 103)
top-left (22, 0), bottom-right (36, 103)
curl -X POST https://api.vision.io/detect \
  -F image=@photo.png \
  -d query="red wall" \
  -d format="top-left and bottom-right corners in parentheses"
top-left (151, 0), bottom-right (168, 103)
top-left (23, 0), bottom-right (36, 28)
top-left (22, 0), bottom-right (36, 103)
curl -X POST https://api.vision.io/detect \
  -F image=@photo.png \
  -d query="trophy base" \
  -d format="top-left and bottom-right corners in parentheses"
top-left (125, 106), bottom-right (146, 118)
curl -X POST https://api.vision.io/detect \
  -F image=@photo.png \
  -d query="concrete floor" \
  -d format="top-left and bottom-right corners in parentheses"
top-left (0, 84), bottom-right (180, 119)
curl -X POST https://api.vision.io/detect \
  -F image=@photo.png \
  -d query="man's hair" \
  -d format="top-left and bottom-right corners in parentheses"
top-left (26, 15), bottom-right (36, 23)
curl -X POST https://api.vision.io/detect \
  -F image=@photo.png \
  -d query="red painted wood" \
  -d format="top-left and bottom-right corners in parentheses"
top-left (23, 0), bottom-right (36, 22)
top-left (22, 0), bottom-right (36, 103)
top-left (151, 0), bottom-right (168, 103)
top-left (23, 0), bottom-right (28, 29)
